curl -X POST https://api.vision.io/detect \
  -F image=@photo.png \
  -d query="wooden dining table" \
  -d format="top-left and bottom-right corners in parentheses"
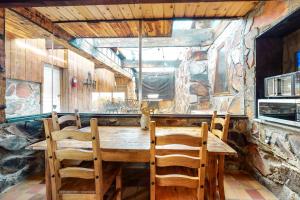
top-left (28, 126), bottom-right (237, 200)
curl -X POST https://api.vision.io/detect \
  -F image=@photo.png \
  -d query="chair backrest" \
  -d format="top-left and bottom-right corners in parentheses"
top-left (150, 121), bottom-right (208, 200)
top-left (44, 118), bottom-right (103, 200)
top-left (210, 111), bottom-right (230, 142)
top-left (52, 111), bottom-right (82, 131)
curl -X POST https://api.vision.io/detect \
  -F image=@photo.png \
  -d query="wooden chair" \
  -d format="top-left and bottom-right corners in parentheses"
top-left (43, 118), bottom-right (122, 200)
top-left (150, 121), bottom-right (208, 200)
top-left (52, 111), bottom-right (81, 131)
top-left (210, 111), bottom-right (230, 200)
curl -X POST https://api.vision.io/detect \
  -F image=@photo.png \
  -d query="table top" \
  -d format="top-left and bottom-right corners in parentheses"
top-left (28, 126), bottom-right (237, 155)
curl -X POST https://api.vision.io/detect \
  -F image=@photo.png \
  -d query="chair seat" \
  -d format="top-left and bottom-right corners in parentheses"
top-left (156, 186), bottom-right (197, 200)
top-left (59, 162), bottom-right (121, 195)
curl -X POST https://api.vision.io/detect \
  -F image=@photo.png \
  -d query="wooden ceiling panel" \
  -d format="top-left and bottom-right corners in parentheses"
top-left (34, 1), bottom-right (259, 21)
top-left (57, 20), bottom-right (172, 38)
top-left (5, 9), bottom-right (52, 39)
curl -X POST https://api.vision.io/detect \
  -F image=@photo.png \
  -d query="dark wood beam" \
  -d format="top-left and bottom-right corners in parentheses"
top-left (0, 0), bottom-right (265, 8)
top-left (53, 16), bottom-right (240, 24)
top-left (10, 8), bottom-right (72, 41)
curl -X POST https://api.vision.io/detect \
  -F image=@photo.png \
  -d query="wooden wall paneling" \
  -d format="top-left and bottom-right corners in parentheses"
top-left (8, 39), bottom-right (16, 79)
top-left (11, 39), bottom-right (26, 81)
top-left (61, 49), bottom-right (69, 112)
top-left (78, 54), bottom-right (84, 111)
top-left (46, 49), bottom-right (66, 68)
top-left (35, 39), bottom-right (46, 83)
top-left (95, 68), bottom-right (115, 93)
top-left (10, 7), bottom-right (133, 79)
top-left (62, 50), bottom-right (95, 112)
top-left (5, 37), bottom-right (10, 79)
top-left (6, 38), bottom-right (46, 83)
top-left (25, 39), bottom-right (33, 81)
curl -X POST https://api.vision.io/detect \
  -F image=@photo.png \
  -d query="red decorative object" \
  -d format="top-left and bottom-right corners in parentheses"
top-left (71, 76), bottom-right (78, 88)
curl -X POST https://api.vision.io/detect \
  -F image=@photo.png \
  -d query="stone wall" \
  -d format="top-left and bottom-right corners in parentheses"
top-left (217, 1), bottom-right (300, 199)
top-left (6, 79), bottom-right (41, 118)
top-left (174, 49), bottom-right (210, 114)
top-left (207, 20), bottom-right (245, 115)
top-left (174, 20), bottom-right (246, 115)
top-left (0, 120), bottom-right (44, 193)
top-left (247, 120), bottom-right (300, 199)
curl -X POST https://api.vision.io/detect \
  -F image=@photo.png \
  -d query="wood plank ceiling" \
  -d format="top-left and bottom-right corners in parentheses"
top-left (33, 1), bottom-right (259, 38)
top-left (6, 9), bottom-right (52, 39)
top-left (35, 2), bottom-right (258, 21)
top-left (57, 20), bottom-right (173, 38)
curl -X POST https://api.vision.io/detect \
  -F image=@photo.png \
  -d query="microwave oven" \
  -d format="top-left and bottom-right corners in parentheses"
top-left (258, 99), bottom-right (300, 127)
top-left (264, 72), bottom-right (300, 97)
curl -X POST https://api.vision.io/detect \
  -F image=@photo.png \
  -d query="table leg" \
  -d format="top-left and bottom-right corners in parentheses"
top-left (218, 155), bottom-right (225, 200)
top-left (45, 151), bottom-right (52, 200)
top-left (208, 153), bottom-right (217, 200)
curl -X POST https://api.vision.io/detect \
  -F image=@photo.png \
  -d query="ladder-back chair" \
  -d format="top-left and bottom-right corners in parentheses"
top-left (43, 118), bottom-right (121, 200)
top-left (52, 111), bottom-right (81, 131)
top-left (150, 121), bottom-right (208, 200)
top-left (210, 111), bottom-right (230, 200)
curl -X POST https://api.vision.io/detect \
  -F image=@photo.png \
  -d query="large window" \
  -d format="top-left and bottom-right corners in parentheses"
top-left (4, 12), bottom-right (244, 117)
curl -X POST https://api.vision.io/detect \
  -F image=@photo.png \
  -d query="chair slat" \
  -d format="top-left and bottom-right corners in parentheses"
top-left (211, 129), bottom-right (223, 139)
top-left (52, 130), bottom-right (92, 141)
top-left (156, 174), bottom-right (199, 188)
top-left (59, 167), bottom-right (95, 179)
top-left (55, 149), bottom-right (93, 161)
top-left (62, 126), bottom-right (79, 131)
top-left (156, 154), bottom-right (200, 168)
top-left (156, 134), bottom-right (202, 147)
top-left (58, 115), bottom-right (77, 124)
top-left (61, 194), bottom-right (96, 200)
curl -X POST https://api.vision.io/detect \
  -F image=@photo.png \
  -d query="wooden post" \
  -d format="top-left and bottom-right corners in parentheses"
top-left (0, 8), bottom-right (5, 123)
top-left (150, 121), bottom-right (156, 200)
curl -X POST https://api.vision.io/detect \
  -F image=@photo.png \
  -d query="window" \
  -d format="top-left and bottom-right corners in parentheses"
top-left (214, 44), bottom-right (229, 94)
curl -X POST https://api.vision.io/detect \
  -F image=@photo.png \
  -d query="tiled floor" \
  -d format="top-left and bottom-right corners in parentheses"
top-left (0, 171), bottom-right (277, 200)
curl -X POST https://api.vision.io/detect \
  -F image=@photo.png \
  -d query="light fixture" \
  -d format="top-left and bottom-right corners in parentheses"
top-left (83, 72), bottom-right (96, 88)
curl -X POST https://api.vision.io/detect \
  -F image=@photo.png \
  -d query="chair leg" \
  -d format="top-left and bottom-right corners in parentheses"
top-left (116, 169), bottom-right (122, 200)
top-left (218, 155), bottom-right (225, 200)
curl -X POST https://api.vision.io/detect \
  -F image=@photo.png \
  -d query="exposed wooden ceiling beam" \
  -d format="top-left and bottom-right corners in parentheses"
top-left (0, 1), bottom-right (262, 8)
top-left (9, 7), bottom-right (132, 79)
top-left (53, 16), bottom-right (240, 24)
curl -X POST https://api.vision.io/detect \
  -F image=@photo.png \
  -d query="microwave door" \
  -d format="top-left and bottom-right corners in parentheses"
top-left (280, 76), bottom-right (293, 96)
